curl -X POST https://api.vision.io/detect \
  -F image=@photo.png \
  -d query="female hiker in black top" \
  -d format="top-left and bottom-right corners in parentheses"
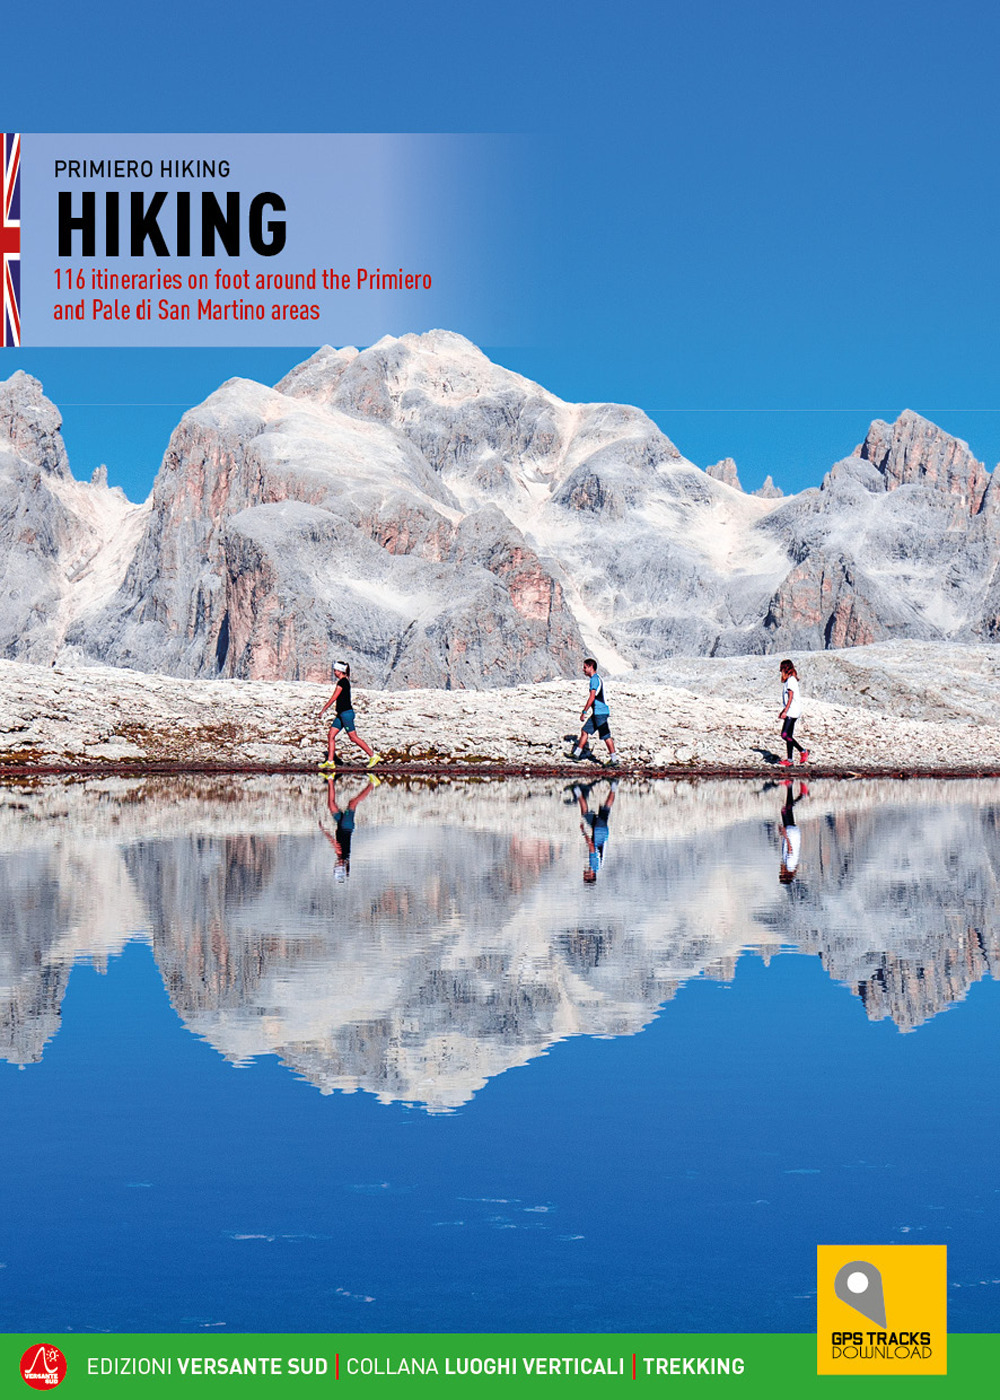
top-left (319, 661), bottom-right (381, 770)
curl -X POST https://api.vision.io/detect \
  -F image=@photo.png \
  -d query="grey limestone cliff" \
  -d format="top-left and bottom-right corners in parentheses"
top-left (64, 352), bottom-right (585, 687)
top-left (0, 372), bottom-right (146, 666)
top-left (753, 411), bottom-right (1000, 652)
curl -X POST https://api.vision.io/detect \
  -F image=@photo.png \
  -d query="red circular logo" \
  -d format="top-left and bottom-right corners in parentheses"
top-left (20, 1346), bottom-right (67, 1390)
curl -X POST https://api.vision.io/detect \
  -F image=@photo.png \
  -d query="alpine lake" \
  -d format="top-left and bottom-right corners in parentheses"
top-left (1, 772), bottom-right (996, 1334)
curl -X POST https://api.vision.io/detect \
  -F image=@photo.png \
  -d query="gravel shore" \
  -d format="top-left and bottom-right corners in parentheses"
top-left (3, 640), bottom-right (1000, 775)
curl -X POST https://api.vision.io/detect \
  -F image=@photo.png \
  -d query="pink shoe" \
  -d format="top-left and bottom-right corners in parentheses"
top-left (779, 758), bottom-right (793, 767)
top-left (799, 749), bottom-right (810, 765)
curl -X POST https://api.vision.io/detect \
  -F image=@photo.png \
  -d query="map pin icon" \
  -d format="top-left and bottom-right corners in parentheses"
top-left (834, 1260), bottom-right (887, 1327)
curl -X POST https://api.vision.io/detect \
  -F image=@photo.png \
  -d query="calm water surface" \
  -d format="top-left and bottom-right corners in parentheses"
top-left (0, 774), bottom-right (997, 1333)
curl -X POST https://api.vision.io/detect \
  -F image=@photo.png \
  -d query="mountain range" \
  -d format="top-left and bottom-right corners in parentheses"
top-left (3, 330), bottom-right (999, 688)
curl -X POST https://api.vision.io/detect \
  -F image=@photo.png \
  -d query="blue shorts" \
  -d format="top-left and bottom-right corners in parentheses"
top-left (329, 708), bottom-right (356, 731)
top-left (583, 714), bottom-right (611, 740)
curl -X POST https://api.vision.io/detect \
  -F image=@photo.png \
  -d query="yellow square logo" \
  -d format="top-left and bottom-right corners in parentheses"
top-left (817, 1244), bottom-right (947, 1375)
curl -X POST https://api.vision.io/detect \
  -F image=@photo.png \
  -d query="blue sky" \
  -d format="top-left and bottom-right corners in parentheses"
top-left (5, 0), bottom-right (1000, 500)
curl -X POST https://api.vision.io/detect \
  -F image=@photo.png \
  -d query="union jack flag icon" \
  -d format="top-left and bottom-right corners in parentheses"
top-left (2, 133), bottom-right (21, 346)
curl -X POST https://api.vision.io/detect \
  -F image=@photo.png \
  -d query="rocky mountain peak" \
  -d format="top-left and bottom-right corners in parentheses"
top-left (0, 371), bottom-right (71, 478)
top-left (280, 330), bottom-right (524, 418)
top-left (706, 458), bottom-right (743, 490)
top-left (753, 474), bottom-right (783, 499)
top-left (857, 409), bottom-right (990, 512)
top-left (274, 344), bottom-right (360, 405)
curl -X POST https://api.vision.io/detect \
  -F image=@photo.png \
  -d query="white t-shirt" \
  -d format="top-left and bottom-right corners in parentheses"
top-left (782, 675), bottom-right (802, 719)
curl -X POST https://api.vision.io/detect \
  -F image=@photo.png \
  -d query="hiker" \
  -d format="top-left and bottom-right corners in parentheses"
top-left (571, 658), bottom-right (619, 765)
top-left (319, 661), bottom-right (381, 770)
top-left (778, 659), bottom-right (808, 767)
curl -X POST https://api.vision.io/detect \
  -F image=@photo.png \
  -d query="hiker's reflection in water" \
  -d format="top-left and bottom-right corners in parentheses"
top-left (572, 778), bottom-right (619, 883)
top-left (319, 776), bottom-right (380, 881)
top-left (778, 779), bottom-right (809, 885)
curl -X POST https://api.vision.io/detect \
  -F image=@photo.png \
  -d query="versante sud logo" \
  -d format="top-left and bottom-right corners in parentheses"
top-left (19, 1345), bottom-right (67, 1390)
top-left (817, 1245), bottom-right (947, 1376)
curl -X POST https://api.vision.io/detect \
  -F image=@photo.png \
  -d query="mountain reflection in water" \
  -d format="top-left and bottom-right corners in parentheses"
top-left (1, 774), bottom-right (997, 1110)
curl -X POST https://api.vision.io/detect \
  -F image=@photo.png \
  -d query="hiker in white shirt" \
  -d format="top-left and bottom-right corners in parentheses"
top-left (777, 659), bottom-right (809, 767)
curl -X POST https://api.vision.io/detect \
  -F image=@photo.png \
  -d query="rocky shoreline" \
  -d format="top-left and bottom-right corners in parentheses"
top-left (4, 640), bottom-right (1000, 777)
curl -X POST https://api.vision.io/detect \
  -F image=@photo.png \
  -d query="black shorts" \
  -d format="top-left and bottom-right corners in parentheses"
top-left (584, 715), bottom-right (612, 741)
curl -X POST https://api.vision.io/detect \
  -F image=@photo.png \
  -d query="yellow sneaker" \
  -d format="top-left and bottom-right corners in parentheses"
top-left (367, 751), bottom-right (382, 768)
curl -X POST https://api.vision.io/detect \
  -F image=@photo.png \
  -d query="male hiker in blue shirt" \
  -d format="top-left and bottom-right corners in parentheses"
top-left (571, 658), bottom-right (619, 765)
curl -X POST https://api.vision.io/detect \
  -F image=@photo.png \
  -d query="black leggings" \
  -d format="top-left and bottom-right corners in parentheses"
top-left (781, 717), bottom-right (804, 760)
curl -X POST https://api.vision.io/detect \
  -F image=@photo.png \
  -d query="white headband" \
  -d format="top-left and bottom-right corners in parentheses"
top-left (334, 660), bottom-right (349, 670)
